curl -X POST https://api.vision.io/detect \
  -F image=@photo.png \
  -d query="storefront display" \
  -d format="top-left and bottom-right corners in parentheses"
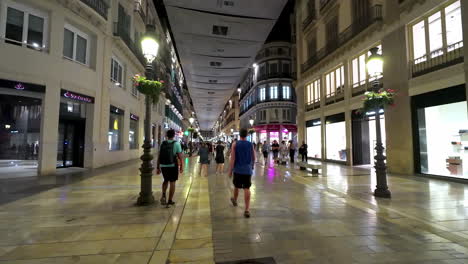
top-left (0, 94), bottom-right (42, 168)
top-left (253, 124), bottom-right (297, 144)
top-left (56, 90), bottom-right (93, 168)
top-left (306, 118), bottom-right (321, 158)
top-left (259, 130), bottom-right (267, 143)
top-left (129, 114), bottom-right (139, 149)
top-left (413, 85), bottom-right (467, 179)
top-left (108, 105), bottom-right (124, 151)
top-left (326, 113), bottom-right (347, 162)
top-left (270, 131), bottom-right (279, 142)
top-left (352, 110), bottom-right (386, 166)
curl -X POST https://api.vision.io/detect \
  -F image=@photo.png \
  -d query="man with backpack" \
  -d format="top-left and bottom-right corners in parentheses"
top-left (156, 129), bottom-right (184, 207)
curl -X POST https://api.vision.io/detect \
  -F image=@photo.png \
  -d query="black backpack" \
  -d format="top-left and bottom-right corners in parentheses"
top-left (160, 141), bottom-right (175, 165)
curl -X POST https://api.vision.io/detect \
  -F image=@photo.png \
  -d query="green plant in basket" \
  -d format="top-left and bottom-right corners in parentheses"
top-left (361, 88), bottom-right (396, 113)
top-left (187, 127), bottom-right (195, 133)
top-left (248, 128), bottom-right (256, 134)
top-left (132, 74), bottom-right (163, 104)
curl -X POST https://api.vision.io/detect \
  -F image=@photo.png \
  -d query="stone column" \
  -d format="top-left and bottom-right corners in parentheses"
top-left (343, 59), bottom-right (353, 166)
top-left (38, 81), bottom-right (60, 175)
top-left (381, 25), bottom-right (414, 175)
top-left (296, 83), bottom-right (306, 146)
top-left (461, 0), bottom-right (468, 114)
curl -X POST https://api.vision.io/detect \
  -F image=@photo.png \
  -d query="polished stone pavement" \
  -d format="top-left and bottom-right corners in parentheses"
top-left (1, 156), bottom-right (468, 263)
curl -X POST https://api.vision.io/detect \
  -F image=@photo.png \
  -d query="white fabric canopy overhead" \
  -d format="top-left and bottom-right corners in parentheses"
top-left (164, 0), bottom-right (287, 130)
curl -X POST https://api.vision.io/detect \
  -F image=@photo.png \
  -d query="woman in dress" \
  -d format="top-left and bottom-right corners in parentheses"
top-left (199, 142), bottom-right (210, 177)
top-left (215, 140), bottom-right (225, 174)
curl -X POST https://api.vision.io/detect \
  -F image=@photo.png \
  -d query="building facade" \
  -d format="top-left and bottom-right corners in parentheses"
top-left (0, 0), bottom-right (187, 176)
top-left (217, 93), bottom-right (240, 143)
top-left (295, 0), bottom-right (468, 179)
top-left (239, 41), bottom-right (297, 144)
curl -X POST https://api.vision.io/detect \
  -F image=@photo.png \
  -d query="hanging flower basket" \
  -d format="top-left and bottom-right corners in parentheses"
top-left (132, 74), bottom-right (163, 104)
top-left (360, 88), bottom-right (396, 114)
top-left (248, 128), bottom-right (256, 134)
top-left (187, 127), bottom-right (195, 133)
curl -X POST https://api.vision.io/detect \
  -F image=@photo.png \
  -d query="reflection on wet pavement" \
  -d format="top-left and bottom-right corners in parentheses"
top-left (1, 157), bottom-right (468, 263)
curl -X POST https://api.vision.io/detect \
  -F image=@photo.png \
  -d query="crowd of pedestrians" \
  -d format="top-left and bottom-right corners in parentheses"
top-left (155, 128), bottom-right (308, 218)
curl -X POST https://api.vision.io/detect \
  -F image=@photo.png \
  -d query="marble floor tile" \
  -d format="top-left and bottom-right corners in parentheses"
top-left (3, 158), bottom-right (468, 263)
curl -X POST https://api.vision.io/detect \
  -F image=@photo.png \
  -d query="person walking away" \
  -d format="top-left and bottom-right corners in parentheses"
top-left (261, 141), bottom-right (269, 164)
top-left (288, 140), bottom-right (296, 163)
top-left (279, 141), bottom-right (288, 165)
top-left (199, 142), bottom-right (210, 177)
top-left (208, 142), bottom-right (213, 158)
top-left (229, 128), bottom-right (255, 218)
top-left (215, 140), bottom-right (225, 174)
top-left (299, 141), bottom-right (308, 162)
top-left (271, 140), bottom-right (280, 164)
top-left (157, 129), bottom-right (184, 207)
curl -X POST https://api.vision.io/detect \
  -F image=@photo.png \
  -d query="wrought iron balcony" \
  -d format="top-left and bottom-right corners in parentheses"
top-left (113, 22), bottom-right (146, 65)
top-left (134, 1), bottom-right (146, 23)
top-left (302, 11), bottom-right (316, 31)
top-left (301, 5), bottom-right (383, 73)
top-left (320, 0), bottom-right (336, 11)
top-left (256, 72), bottom-right (292, 82)
top-left (80, 0), bottom-right (108, 20)
top-left (411, 41), bottom-right (464, 78)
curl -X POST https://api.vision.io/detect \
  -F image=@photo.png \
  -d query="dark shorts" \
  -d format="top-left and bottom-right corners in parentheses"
top-left (233, 173), bottom-right (252, 189)
top-left (262, 151), bottom-right (268, 158)
top-left (216, 156), bottom-right (225, 164)
top-left (161, 166), bottom-right (179, 182)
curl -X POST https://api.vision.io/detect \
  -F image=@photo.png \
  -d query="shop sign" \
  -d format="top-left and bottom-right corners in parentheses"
top-left (130, 114), bottom-right (139, 121)
top-left (282, 124), bottom-right (297, 132)
top-left (110, 105), bottom-right (124, 115)
top-left (306, 118), bottom-right (321, 127)
top-left (0, 79), bottom-right (45, 93)
top-left (61, 89), bottom-right (94, 103)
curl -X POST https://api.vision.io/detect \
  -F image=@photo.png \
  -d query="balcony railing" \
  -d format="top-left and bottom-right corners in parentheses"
top-left (352, 77), bottom-right (383, 97)
top-left (239, 98), bottom-right (295, 116)
top-left (325, 86), bottom-right (345, 105)
top-left (411, 41), bottom-right (464, 78)
top-left (255, 49), bottom-right (290, 60)
top-left (302, 11), bottom-right (316, 31)
top-left (113, 22), bottom-right (146, 65)
top-left (80, 0), bottom-right (108, 20)
top-left (301, 5), bottom-right (383, 73)
top-left (320, 0), bottom-right (336, 11)
top-left (306, 100), bottom-right (321, 111)
top-left (257, 72), bottom-right (292, 82)
top-left (134, 1), bottom-right (146, 23)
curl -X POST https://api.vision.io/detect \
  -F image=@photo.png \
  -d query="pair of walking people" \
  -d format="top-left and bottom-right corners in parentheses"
top-left (156, 129), bottom-right (253, 218)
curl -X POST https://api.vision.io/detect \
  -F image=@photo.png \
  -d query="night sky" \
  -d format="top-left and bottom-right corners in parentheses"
top-left (266, 0), bottom-right (294, 43)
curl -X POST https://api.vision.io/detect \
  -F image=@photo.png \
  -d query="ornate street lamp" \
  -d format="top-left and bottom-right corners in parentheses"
top-left (189, 117), bottom-right (195, 156)
top-left (366, 47), bottom-right (391, 198)
top-left (137, 24), bottom-right (159, 206)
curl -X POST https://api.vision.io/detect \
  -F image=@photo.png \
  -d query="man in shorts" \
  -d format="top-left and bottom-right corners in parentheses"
top-left (229, 128), bottom-right (255, 218)
top-left (157, 129), bottom-right (184, 207)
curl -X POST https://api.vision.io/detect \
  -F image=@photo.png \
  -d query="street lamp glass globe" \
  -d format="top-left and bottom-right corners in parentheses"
top-left (189, 117), bottom-right (194, 124)
top-left (366, 47), bottom-right (383, 77)
top-left (141, 37), bottom-right (159, 63)
top-left (249, 119), bottom-right (254, 126)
